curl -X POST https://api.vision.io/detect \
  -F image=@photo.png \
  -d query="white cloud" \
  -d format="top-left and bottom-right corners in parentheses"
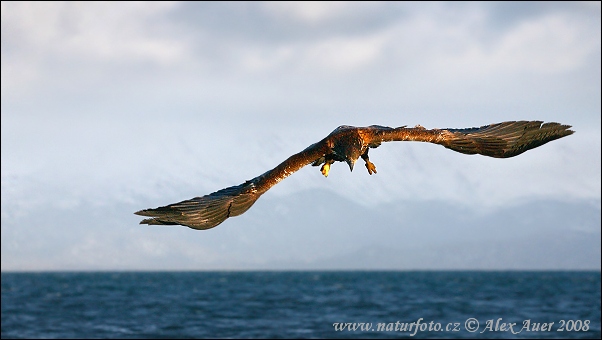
top-left (2, 2), bottom-right (183, 60)
top-left (301, 32), bottom-right (387, 72)
top-left (240, 31), bottom-right (388, 73)
top-left (237, 5), bottom-right (600, 79)
top-left (428, 13), bottom-right (600, 77)
top-left (262, 2), bottom-right (380, 24)
top-left (1, 2), bottom-right (188, 93)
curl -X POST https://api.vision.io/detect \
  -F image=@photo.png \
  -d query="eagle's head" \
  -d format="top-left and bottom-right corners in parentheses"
top-left (339, 146), bottom-right (362, 171)
top-left (329, 126), bottom-right (364, 172)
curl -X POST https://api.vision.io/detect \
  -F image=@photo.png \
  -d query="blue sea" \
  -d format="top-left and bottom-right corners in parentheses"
top-left (1, 271), bottom-right (600, 339)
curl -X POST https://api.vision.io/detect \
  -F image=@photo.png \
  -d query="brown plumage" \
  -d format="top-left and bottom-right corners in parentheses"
top-left (135, 121), bottom-right (573, 230)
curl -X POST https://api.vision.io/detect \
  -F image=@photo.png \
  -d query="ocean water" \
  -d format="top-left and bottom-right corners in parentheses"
top-left (1, 271), bottom-right (600, 339)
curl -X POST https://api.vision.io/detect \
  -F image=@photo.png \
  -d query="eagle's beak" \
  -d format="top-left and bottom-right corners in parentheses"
top-left (346, 159), bottom-right (355, 172)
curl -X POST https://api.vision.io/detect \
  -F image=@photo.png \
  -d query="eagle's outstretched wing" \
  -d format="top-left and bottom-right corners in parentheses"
top-left (368, 121), bottom-right (573, 158)
top-left (135, 141), bottom-right (329, 230)
top-left (136, 120), bottom-right (573, 230)
top-left (135, 182), bottom-right (261, 230)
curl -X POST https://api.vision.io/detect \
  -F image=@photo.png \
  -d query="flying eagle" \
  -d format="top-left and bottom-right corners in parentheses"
top-left (135, 121), bottom-right (573, 230)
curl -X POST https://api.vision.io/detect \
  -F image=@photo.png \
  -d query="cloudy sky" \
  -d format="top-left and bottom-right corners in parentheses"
top-left (1, 2), bottom-right (600, 271)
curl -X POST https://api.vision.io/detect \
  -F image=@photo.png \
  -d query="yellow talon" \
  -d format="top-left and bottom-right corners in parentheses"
top-left (321, 163), bottom-right (330, 177)
top-left (365, 160), bottom-right (377, 175)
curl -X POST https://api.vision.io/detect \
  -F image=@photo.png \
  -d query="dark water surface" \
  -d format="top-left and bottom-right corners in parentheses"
top-left (2, 271), bottom-right (600, 338)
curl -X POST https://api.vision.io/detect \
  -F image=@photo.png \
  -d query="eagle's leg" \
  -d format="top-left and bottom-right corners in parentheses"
top-left (361, 150), bottom-right (377, 175)
top-left (320, 160), bottom-right (334, 177)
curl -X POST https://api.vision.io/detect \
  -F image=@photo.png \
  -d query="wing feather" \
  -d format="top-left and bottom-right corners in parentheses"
top-left (372, 121), bottom-right (573, 158)
top-left (135, 140), bottom-right (328, 230)
top-left (135, 182), bottom-right (258, 230)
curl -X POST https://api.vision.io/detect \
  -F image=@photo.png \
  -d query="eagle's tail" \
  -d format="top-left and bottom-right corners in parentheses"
top-left (135, 181), bottom-right (261, 230)
top-left (441, 121), bottom-right (574, 158)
